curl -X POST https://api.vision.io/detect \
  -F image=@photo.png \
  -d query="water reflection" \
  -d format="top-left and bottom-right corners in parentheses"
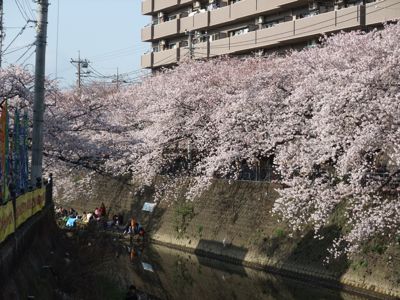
top-left (125, 243), bottom-right (368, 300)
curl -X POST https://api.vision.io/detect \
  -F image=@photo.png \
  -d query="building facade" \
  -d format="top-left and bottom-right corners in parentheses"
top-left (141, 0), bottom-right (400, 69)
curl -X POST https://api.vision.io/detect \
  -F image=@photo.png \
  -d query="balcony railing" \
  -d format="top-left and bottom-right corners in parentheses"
top-left (180, 11), bottom-right (209, 33)
top-left (154, 0), bottom-right (179, 12)
top-left (141, 1), bottom-right (400, 68)
top-left (143, 0), bottom-right (315, 42)
top-left (153, 48), bottom-right (180, 67)
top-left (141, 25), bottom-right (153, 42)
top-left (141, 52), bottom-right (153, 69)
top-left (153, 18), bottom-right (179, 40)
top-left (366, 0), bottom-right (400, 25)
top-left (142, 0), bottom-right (153, 15)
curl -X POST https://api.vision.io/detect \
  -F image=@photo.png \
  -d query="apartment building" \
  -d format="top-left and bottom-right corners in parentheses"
top-left (140, 0), bottom-right (400, 69)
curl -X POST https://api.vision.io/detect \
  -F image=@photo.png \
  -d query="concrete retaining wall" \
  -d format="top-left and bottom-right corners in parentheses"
top-left (60, 174), bottom-right (400, 299)
top-left (0, 205), bottom-right (54, 287)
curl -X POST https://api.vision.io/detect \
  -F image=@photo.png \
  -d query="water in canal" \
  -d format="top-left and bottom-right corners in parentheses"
top-left (125, 243), bottom-right (369, 300)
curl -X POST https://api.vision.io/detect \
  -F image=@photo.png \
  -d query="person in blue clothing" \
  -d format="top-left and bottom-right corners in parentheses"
top-left (133, 221), bottom-right (145, 240)
top-left (66, 216), bottom-right (78, 227)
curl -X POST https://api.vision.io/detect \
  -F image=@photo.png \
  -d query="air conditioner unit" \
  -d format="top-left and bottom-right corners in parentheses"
top-left (159, 40), bottom-right (166, 46)
top-left (193, 1), bottom-right (201, 9)
top-left (257, 16), bottom-right (264, 24)
top-left (158, 12), bottom-right (164, 18)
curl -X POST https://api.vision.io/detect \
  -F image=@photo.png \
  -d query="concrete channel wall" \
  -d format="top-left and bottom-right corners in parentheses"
top-left (61, 174), bottom-right (400, 299)
top-left (0, 204), bottom-right (54, 285)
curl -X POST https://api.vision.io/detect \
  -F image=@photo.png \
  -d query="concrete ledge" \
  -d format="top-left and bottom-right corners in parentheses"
top-left (150, 238), bottom-right (398, 300)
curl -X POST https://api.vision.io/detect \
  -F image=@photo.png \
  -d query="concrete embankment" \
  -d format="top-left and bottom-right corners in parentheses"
top-left (61, 174), bottom-right (400, 299)
top-left (0, 205), bottom-right (59, 299)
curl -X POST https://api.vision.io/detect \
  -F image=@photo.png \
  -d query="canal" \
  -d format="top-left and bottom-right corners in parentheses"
top-left (124, 242), bottom-right (369, 300)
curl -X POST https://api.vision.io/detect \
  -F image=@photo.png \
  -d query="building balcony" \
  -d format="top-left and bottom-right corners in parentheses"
top-left (295, 5), bottom-right (361, 39)
top-left (143, 0), bottom-right (310, 41)
top-left (153, 19), bottom-right (179, 40)
top-left (154, 0), bottom-right (179, 12)
top-left (180, 11), bottom-right (210, 33)
top-left (141, 52), bottom-right (153, 68)
top-left (231, 0), bottom-right (257, 20)
top-left (153, 48), bottom-right (180, 67)
top-left (256, 21), bottom-right (294, 48)
top-left (141, 25), bottom-right (153, 42)
top-left (230, 31), bottom-right (256, 53)
top-left (209, 38), bottom-right (230, 57)
top-left (257, 0), bottom-right (299, 13)
top-left (192, 41), bottom-right (208, 58)
top-left (208, 5), bottom-right (364, 56)
top-left (209, 5), bottom-right (231, 27)
top-left (366, 0), bottom-right (400, 25)
top-left (142, 3), bottom-right (400, 69)
top-left (141, 0), bottom-right (153, 15)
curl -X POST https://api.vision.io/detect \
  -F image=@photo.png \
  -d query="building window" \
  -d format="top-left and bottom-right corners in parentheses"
top-left (229, 27), bottom-right (249, 37)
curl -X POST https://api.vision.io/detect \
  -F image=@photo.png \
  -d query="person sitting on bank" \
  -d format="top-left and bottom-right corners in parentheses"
top-left (99, 202), bottom-right (106, 217)
top-left (132, 221), bottom-right (145, 240)
top-left (112, 214), bottom-right (119, 226)
top-left (81, 211), bottom-right (88, 223)
top-left (123, 218), bottom-right (136, 235)
top-left (94, 207), bottom-right (100, 219)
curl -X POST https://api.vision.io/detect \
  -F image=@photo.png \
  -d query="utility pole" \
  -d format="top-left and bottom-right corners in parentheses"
top-left (185, 30), bottom-right (194, 59)
top-left (116, 67), bottom-right (119, 90)
top-left (31, 0), bottom-right (49, 186)
top-left (78, 51), bottom-right (81, 89)
top-left (0, 0), bottom-right (4, 68)
top-left (70, 52), bottom-right (90, 90)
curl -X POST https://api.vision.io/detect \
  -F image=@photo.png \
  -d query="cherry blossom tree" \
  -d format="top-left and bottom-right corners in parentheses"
top-left (4, 22), bottom-right (400, 257)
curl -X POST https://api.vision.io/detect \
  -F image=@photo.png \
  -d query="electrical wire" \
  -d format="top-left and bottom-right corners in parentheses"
top-left (3, 43), bottom-right (34, 55)
top-left (15, 43), bottom-right (35, 63)
top-left (90, 47), bottom-right (149, 63)
top-left (2, 22), bottom-right (30, 54)
top-left (88, 65), bottom-right (111, 78)
top-left (14, 0), bottom-right (30, 21)
top-left (22, 0), bottom-right (36, 20)
top-left (188, 1), bottom-right (398, 52)
top-left (20, 48), bottom-right (35, 65)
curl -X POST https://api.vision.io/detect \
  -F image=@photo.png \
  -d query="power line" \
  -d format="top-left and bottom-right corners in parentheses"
top-left (22, 0), bottom-right (35, 20)
top-left (3, 42), bottom-right (34, 55)
top-left (89, 45), bottom-right (148, 60)
top-left (20, 47), bottom-right (35, 65)
top-left (15, 42), bottom-right (34, 63)
top-left (189, 2), bottom-right (394, 54)
top-left (14, 0), bottom-right (30, 21)
top-left (71, 51), bottom-right (91, 89)
top-left (90, 47), bottom-right (149, 63)
top-left (2, 21), bottom-right (32, 54)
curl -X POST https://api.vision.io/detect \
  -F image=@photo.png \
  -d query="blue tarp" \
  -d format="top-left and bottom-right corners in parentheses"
top-left (66, 217), bottom-right (77, 227)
